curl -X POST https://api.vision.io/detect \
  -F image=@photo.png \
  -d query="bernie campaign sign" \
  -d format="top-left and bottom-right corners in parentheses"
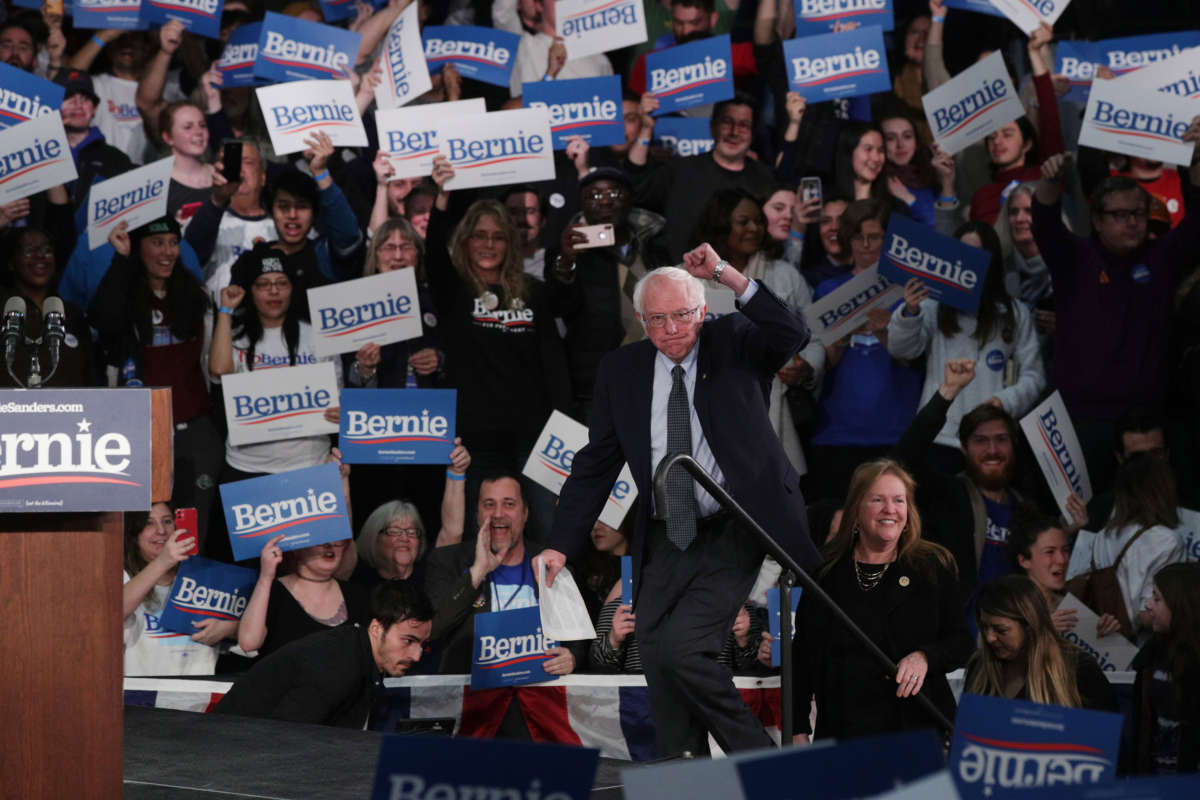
top-left (766, 586), bottom-right (802, 667)
top-left (220, 463), bottom-right (352, 562)
top-left (471, 606), bottom-right (558, 689)
top-left (338, 388), bottom-right (456, 465)
top-left (1114, 43), bottom-right (1200, 101)
top-left (0, 114), bottom-right (78, 205)
top-left (216, 22), bottom-right (261, 88)
top-left (0, 388), bottom-right (151, 513)
top-left (555, 0), bottom-right (648, 61)
top-left (950, 693), bottom-right (1121, 800)
top-left (141, 0), bottom-right (225, 39)
top-left (1055, 40), bottom-right (1099, 104)
top-left (803, 264), bottom-right (904, 344)
top-left (1056, 32), bottom-right (1200, 104)
top-left (375, 98), bottom-right (486, 179)
top-left (221, 361), bottom-right (339, 447)
top-left (422, 25), bottom-right (520, 88)
top-left (256, 79), bottom-right (368, 156)
top-left (307, 267), bottom-right (423, 357)
top-left (922, 51), bottom-right (1024, 154)
top-left (523, 75), bottom-right (625, 148)
top-left (73, 0), bottom-right (147, 30)
top-left (375, 2), bottom-right (431, 109)
top-left (0, 63), bottom-right (65, 130)
top-left (1079, 71), bottom-right (1200, 166)
top-left (318, 0), bottom-right (359, 23)
top-left (254, 12), bottom-right (363, 83)
top-left (653, 116), bottom-right (714, 155)
top-left (783, 25), bottom-right (892, 103)
top-left (371, 736), bottom-right (599, 800)
top-left (159, 557), bottom-right (257, 634)
top-left (86, 155), bottom-right (173, 249)
top-left (793, 0), bottom-right (893, 37)
top-left (645, 34), bottom-right (735, 115)
top-left (943, 0), bottom-right (1006, 17)
top-left (988, 0), bottom-right (1071, 35)
top-left (878, 213), bottom-right (991, 314)
top-left (437, 107), bottom-right (555, 191)
top-left (1020, 390), bottom-right (1092, 519)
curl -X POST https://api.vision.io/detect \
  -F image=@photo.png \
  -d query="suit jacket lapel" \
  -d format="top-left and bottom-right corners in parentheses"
top-left (694, 326), bottom-right (714, 450)
top-left (631, 342), bottom-right (656, 493)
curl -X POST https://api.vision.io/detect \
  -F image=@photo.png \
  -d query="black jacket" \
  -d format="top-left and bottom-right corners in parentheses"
top-left (213, 623), bottom-right (382, 728)
top-left (1131, 637), bottom-right (1200, 774)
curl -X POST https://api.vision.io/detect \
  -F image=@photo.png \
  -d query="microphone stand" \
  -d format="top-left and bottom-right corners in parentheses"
top-left (653, 454), bottom-right (954, 739)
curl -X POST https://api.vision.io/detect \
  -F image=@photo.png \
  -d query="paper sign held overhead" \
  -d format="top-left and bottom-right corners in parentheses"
top-left (1019, 390), bottom-right (1092, 520)
top-left (1114, 42), bottom-right (1200, 100)
top-left (645, 34), bottom-right (735, 115)
top-left (878, 214), bottom-right (991, 314)
top-left (793, 0), bottom-right (894, 36)
top-left (1056, 33), bottom-right (1200, 105)
top-left (422, 25), bottom-right (520, 88)
top-left (220, 463), bottom-right (352, 562)
top-left (0, 114), bottom-right (78, 206)
top-left (555, 0), bottom-right (648, 61)
top-left (942, 0), bottom-right (1005, 16)
top-left (376, 98), bottom-right (486, 179)
top-left (338, 389), bottom-right (456, 465)
top-left (217, 23), bottom-right (262, 88)
top-left (523, 410), bottom-right (637, 529)
top-left (221, 361), bottom-right (339, 447)
top-left (254, 12), bottom-right (363, 83)
top-left (375, 2), bottom-right (432, 109)
top-left (256, 80), bottom-right (368, 156)
top-left (0, 62), bottom-right (65, 129)
top-left (438, 108), bottom-right (555, 191)
top-left (783, 25), bottom-right (892, 103)
top-left (522, 76), bottom-right (625, 149)
top-left (1078, 75), bottom-right (1200, 166)
top-left (652, 116), bottom-right (713, 156)
top-left (73, 0), bottom-right (147, 30)
top-left (987, 0), bottom-right (1071, 35)
top-left (141, 0), bottom-right (225, 39)
top-left (86, 155), bottom-right (172, 249)
top-left (804, 265), bottom-right (904, 344)
top-left (307, 267), bottom-right (423, 357)
top-left (922, 51), bottom-right (1024, 155)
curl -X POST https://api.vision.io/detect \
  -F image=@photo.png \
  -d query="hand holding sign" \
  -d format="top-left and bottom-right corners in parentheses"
top-left (536, 549), bottom-right (568, 588)
top-left (902, 276), bottom-right (930, 314)
top-left (108, 220), bottom-right (131, 257)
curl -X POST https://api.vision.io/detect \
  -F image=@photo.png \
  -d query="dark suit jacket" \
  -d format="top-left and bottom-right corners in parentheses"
top-left (548, 281), bottom-right (822, 594)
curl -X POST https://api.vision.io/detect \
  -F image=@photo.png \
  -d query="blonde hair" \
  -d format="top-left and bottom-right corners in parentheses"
top-left (965, 575), bottom-right (1083, 707)
top-left (448, 200), bottom-right (526, 304)
top-left (822, 459), bottom-right (956, 579)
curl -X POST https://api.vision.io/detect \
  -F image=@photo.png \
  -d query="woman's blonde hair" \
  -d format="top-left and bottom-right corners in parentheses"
top-left (822, 458), bottom-right (956, 579)
top-left (965, 574), bottom-right (1083, 707)
top-left (447, 199), bottom-right (526, 304)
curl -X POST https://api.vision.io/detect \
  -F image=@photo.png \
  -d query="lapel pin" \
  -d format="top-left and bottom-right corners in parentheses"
top-left (898, 576), bottom-right (910, 587)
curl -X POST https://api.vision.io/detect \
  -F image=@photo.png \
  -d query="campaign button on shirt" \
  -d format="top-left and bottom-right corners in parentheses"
top-left (985, 349), bottom-right (1005, 372)
top-left (1131, 264), bottom-right (1151, 284)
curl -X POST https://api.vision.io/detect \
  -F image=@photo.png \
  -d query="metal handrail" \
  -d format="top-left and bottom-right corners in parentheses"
top-left (652, 453), bottom-right (955, 737)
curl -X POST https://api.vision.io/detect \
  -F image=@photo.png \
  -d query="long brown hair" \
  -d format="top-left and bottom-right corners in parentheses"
top-left (965, 575), bottom-right (1083, 707)
top-left (822, 459), bottom-right (956, 579)
top-left (1153, 563), bottom-right (1200, 717)
top-left (448, 200), bottom-right (526, 303)
top-left (937, 222), bottom-right (1015, 346)
top-left (123, 503), bottom-right (175, 608)
top-left (1105, 451), bottom-right (1180, 535)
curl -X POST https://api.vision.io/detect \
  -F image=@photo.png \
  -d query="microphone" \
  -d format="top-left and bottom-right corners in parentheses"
top-left (43, 296), bottom-right (66, 381)
top-left (3, 296), bottom-right (25, 375)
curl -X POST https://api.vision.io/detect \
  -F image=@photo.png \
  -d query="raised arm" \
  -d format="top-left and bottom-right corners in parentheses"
top-left (136, 20), bottom-right (184, 142)
top-left (435, 438), bottom-right (471, 548)
top-left (237, 535), bottom-right (285, 653)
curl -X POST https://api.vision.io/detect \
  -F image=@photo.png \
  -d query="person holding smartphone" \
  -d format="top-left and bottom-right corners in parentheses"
top-left (123, 503), bottom-right (236, 675)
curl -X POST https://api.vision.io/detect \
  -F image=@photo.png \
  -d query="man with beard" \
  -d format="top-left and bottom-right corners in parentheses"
top-left (631, 93), bottom-right (771, 261)
top-left (56, 69), bottom-right (134, 213)
top-left (502, 186), bottom-right (548, 281)
top-left (67, 30), bottom-right (155, 164)
top-left (891, 359), bottom-right (1084, 627)
top-left (0, 16), bottom-right (39, 72)
top-left (212, 582), bottom-right (433, 728)
top-left (627, 0), bottom-right (757, 99)
top-left (548, 167), bottom-right (668, 419)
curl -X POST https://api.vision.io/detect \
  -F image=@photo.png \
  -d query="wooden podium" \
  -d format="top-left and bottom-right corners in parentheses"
top-left (0, 389), bottom-right (173, 799)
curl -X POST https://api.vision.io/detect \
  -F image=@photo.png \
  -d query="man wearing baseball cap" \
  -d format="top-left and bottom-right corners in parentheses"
top-left (55, 68), bottom-right (132, 213)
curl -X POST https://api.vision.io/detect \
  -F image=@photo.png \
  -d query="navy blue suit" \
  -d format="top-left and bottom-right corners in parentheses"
top-left (549, 280), bottom-right (822, 755)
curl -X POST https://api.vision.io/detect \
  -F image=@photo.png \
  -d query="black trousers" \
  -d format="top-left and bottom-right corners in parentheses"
top-left (636, 514), bottom-right (772, 757)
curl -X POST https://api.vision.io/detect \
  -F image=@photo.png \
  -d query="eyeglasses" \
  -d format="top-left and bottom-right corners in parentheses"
top-left (642, 305), bottom-right (702, 328)
top-left (253, 278), bottom-right (291, 291)
top-left (469, 231), bottom-right (507, 245)
top-left (382, 527), bottom-right (421, 539)
top-left (379, 242), bottom-right (416, 255)
top-left (1099, 208), bottom-right (1148, 224)
top-left (585, 189), bottom-right (626, 202)
top-left (20, 245), bottom-right (53, 258)
top-left (716, 117), bottom-right (753, 133)
top-left (851, 233), bottom-right (884, 245)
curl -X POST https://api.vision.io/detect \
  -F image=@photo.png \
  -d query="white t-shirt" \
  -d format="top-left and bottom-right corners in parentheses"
top-left (220, 322), bottom-right (343, 474)
top-left (92, 73), bottom-right (154, 165)
top-left (204, 213), bottom-right (280, 304)
top-left (123, 570), bottom-right (219, 676)
top-left (1092, 522), bottom-right (1185, 628)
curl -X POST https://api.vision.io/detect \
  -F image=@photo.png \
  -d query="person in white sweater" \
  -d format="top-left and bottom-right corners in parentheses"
top-left (886, 221), bottom-right (1045, 460)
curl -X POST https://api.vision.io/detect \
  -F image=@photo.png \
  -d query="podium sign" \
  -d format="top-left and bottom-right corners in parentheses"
top-left (0, 388), bottom-right (151, 512)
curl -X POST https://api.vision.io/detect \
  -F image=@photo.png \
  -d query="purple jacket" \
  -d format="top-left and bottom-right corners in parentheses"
top-left (1032, 190), bottom-right (1200, 419)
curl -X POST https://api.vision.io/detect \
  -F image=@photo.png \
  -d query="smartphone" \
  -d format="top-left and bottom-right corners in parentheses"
top-left (222, 141), bottom-right (243, 184)
top-left (175, 507), bottom-right (199, 556)
top-left (574, 223), bottom-right (615, 250)
top-left (801, 177), bottom-right (822, 206)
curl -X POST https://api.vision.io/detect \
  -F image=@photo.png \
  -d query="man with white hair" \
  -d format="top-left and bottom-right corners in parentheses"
top-left (540, 244), bottom-right (821, 757)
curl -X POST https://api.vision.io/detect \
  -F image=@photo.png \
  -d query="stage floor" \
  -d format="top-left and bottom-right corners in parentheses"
top-left (124, 706), bottom-right (634, 799)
